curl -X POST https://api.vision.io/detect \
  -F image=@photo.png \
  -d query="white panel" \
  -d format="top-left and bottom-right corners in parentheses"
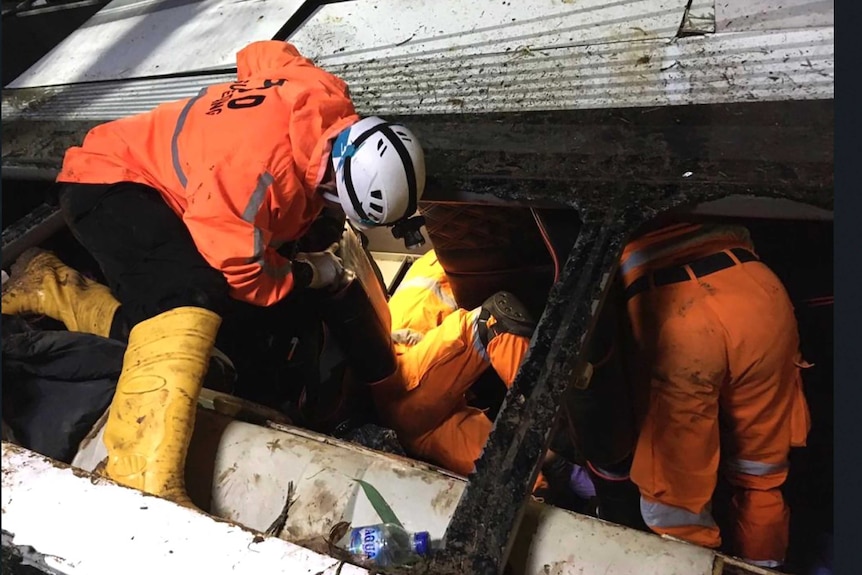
top-left (9, 0), bottom-right (306, 89)
top-left (290, 0), bottom-right (690, 64)
top-left (2, 442), bottom-right (370, 575)
top-left (512, 500), bottom-right (717, 575)
top-left (72, 410), bottom-right (467, 542)
top-left (6, 438), bottom-right (729, 575)
top-left (1, 26), bottom-right (834, 121)
top-left (716, 0), bottom-right (834, 32)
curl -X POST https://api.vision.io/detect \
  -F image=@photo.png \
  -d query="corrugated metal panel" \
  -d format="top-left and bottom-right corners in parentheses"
top-left (1, 26), bottom-right (833, 121)
top-left (328, 27), bottom-right (833, 115)
top-left (8, 0), bottom-right (307, 89)
top-left (288, 0), bottom-right (692, 63)
top-left (2, 72), bottom-right (235, 119)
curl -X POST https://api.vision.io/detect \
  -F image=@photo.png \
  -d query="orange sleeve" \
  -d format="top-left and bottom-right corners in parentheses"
top-left (181, 155), bottom-right (298, 307)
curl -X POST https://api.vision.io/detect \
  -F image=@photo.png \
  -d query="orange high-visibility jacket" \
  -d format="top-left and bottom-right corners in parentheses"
top-left (57, 41), bottom-right (360, 306)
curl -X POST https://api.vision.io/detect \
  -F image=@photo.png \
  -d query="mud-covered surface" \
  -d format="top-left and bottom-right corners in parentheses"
top-left (2, 100), bottom-right (833, 212)
top-left (0, 98), bottom-right (833, 575)
top-left (339, 424), bottom-right (407, 457)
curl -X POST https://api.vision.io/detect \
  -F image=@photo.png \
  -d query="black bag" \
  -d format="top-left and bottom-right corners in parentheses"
top-left (2, 316), bottom-right (122, 463)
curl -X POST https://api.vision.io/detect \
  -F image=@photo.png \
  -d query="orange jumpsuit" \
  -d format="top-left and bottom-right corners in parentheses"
top-left (374, 251), bottom-right (530, 476)
top-left (57, 41), bottom-right (360, 307)
top-left (622, 223), bottom-right (811, 567)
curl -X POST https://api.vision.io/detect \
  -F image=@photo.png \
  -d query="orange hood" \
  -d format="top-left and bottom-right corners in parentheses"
top-left (237, 41), bottom-right (317, 80)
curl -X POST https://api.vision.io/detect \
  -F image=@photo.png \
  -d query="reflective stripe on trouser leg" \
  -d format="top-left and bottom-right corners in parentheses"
top-left (724, 457), bottom-right (791, 565)
top-left (726, 458), bottom-right (788, 476)
top-left (640, 497), bottom-right (721, 547)
top-left (468, 308), bottom-right (491, 363)
top-left (626, 278), bottom-right (725, 549)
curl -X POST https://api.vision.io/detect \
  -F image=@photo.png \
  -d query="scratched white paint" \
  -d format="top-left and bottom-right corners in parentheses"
top-left (511, 500), bottom-right (717, 575)
top-left (7, 428), bottom-right (737, 575)
top-left (716, 0), bottom-right (834, 32)
top-left (72, 408), bottom-right (468, 542)
top-left (0, 25), bottom-right (833, 122)
top-left (1, 442), bottom-right (370, 575)
top-left (289, 0), bottom-right (690, 63)
top-left (8, 0), bottom-right (307, 89)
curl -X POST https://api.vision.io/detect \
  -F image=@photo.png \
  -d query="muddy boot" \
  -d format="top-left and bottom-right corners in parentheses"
top-left (102, 306), bottom-right (221, 507)
top-left (1, 248), bottom-right (120, 337)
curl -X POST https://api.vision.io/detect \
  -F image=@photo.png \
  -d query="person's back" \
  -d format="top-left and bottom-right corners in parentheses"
top-left (59, 41), bottom-right (356, 223)
top-left (620, 221), bottom-right (811, 568)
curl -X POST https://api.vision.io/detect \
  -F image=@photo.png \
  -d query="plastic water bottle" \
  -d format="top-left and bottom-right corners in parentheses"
top-left (339, 523), bottom-right (430, 567)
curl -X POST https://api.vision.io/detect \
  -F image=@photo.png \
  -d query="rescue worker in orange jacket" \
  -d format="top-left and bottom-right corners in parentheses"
top-left (1, 41), bottom-right (426, 506)
top-left (619, 221), bottom-right (811, 568)
top-left (372, 251), bottom-right (535, 475)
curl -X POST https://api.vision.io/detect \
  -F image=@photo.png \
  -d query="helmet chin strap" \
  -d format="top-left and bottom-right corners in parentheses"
top-left (320, 188), bottom-right (340, 206)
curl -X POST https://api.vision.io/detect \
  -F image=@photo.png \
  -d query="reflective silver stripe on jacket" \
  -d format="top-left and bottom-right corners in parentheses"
top-left (241, 172), bottom-right (290, 278)
top-left (726, 458), bottom-right (789, 476)
top-left (468, 308), bottom-right (490, 363)
top-left (640, 498), bottom-right (716, 529)
top-left (395, 276), bottom-right (458, 310)
top-left (620, 224), bottom-right (753, 277)
top-left (171, 87), bottom-right (208, 187)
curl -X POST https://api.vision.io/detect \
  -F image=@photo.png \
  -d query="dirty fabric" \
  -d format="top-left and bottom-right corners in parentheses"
top-left (1, 318), bottom-right (121, 463)
top-left (339, 424), bottom-right (407, 457)
top-left (375, 250), bottom-right (531, 476)
top-left (622, 224), bottom-right (811, 564)
top-left (56, 41), bottom-right (359, 306)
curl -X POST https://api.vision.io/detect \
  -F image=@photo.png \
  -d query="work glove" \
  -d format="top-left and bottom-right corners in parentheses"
top-left (569, 463), bottom-right (597, 499)
top-left (294, 243), bottom-right (345, 289)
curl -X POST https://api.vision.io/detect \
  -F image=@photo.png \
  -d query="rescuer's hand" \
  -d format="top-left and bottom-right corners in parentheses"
top-left (295, 243), bottom-right (345, 289)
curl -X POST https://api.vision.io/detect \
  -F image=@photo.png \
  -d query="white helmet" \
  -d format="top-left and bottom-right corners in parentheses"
top-left (327, 116), bottom-right (426, 229)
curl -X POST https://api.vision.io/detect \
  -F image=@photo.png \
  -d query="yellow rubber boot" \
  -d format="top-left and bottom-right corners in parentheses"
top-left (102, 306), bottom-right (221, 506)
top-left (1, 248), bottom-right (120, 337)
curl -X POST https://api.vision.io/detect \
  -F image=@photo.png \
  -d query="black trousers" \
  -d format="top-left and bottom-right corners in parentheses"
top-left (57, 181), bottom-right (324, 407)
top-left (58, 182), bottom-right (231, 337)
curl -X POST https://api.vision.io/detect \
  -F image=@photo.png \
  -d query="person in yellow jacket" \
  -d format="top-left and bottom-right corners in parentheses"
top-left (1, 41), bottom-right (425, 507)
top-left (372, 251), bottom-right (535, 475)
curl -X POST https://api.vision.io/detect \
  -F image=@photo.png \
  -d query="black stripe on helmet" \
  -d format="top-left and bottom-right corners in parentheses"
top-left (342, 154), bottom-right (369, 222)
top-left (342, 122), bottom-right (417, 225)
top-left (378, 124), bottom-right (417, 220)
